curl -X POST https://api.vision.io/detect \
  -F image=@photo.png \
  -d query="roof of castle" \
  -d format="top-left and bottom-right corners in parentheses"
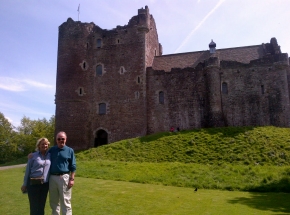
top-left (152, 44), bottom-right (265, 72)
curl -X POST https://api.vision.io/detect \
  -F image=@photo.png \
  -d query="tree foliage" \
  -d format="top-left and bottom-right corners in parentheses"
top-left (0, 112), bottom-right (55, 163)
top-left (0, 112), bottom-right (18, 163)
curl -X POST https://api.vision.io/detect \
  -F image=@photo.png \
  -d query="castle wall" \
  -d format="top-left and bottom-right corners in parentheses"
top-left (147, 55), bottom-right (290, 134)
top-left (147, 67), bottom-right (207, 133)
top-left (55, 19), bottom-right (95, 149)
top-left (220, 63), bottom-right (290, 127)
top-left (90, 24), bottom-right (148, 144)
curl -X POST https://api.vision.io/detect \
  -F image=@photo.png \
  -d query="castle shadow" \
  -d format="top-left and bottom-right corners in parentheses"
top-left (182, 126), bottom-right (255, 138)
top-left (247, 176), bottom-right (290, 193)
top-left (139, 126), bottom-right (256, 143)
top-left (228, 191), bottom-right (290, 214)
top-left (228, 177), bottom-right (290, 214)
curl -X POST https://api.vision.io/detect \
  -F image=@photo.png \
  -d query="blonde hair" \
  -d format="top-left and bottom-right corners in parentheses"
top-left (35, 137), bottom-right (50, 151)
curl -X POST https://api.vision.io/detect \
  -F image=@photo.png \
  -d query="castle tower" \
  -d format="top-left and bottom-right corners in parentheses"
top-left (204, 41), bottom-right (225, 127)
top-left (55, 6), bottom-right (161, 149)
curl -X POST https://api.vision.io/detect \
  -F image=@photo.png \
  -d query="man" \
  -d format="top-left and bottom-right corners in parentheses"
top-left (49, 131), bottom-right (76, 215)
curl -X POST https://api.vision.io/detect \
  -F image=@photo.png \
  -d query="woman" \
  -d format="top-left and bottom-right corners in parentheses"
top-left (21, 138), bottom-right (51, 215)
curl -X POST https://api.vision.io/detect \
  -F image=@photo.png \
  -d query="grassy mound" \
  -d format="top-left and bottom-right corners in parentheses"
top-left (77, 126), bottom-right (290, 166)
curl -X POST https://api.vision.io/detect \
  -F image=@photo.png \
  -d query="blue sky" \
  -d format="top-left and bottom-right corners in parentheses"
top-left (0, 0), bottom-right (290, 127)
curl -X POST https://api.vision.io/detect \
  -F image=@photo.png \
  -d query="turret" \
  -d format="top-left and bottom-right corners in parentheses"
top-left (137, 6), bottom-right (150, 33)
top-left (204, 40), bottom-right (224, 127)
top-left (209, 39), bottom-right (216, 54)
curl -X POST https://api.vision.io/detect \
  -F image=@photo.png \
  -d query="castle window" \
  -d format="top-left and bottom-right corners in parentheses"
top-left (120, 67), bottom-right (124, 74)
top-left (76, 87), bottom-right (85, 96)
top-left (99, 103), bottom-right (106, 115)
top-left (79, 60), bottom-right (88, 71)
top-left (159, 91), bottom-right (164, 104)
top-left (135, 91), bottom-right (140, 99)
top-left (137, 76), bottom-right (141, 84)
top-left (86, 43), bottom-right (89, 49)
top-left (96, 65), bottom-right (103, 76)
top-left (222, 82), bottom-right (228, 94)
top-left (261, 85), bottom-right (265, 94)
top-left (97, 39), bottom-right (102, 48)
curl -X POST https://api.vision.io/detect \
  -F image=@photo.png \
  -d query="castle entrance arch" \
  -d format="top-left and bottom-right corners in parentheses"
top-left (94, 129), bottom-right (108, 147)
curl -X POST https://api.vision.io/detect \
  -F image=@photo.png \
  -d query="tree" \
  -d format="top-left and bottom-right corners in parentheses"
top-left (0, 113), bottom-right (55, 163)
top-left (0, 112), bottom-right (17, 163)
top-left (16, 115), bottom-right (55, 154)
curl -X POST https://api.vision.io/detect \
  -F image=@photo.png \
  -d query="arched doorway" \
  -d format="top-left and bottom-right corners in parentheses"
top-left (94, 129), bottom-right (108, 147)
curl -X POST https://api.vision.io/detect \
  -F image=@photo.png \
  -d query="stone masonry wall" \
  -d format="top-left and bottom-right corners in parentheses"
top-left (147, 67), bottom-right (207, 133)
top-left (146, 57), bottom-right (290, 134)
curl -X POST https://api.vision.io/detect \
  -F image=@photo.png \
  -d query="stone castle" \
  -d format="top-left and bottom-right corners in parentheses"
top-left (55, 6), bottom-right (290, 149)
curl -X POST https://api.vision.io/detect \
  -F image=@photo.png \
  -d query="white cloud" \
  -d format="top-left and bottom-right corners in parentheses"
top-left (0, 77), bottom-right (54, 92)
top-left (0, 101), bottom-right (50, 116)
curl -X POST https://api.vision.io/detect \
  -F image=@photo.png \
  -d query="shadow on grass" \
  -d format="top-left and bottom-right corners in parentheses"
top-left (248, 177), bottom-right (290, 193)
top-left (229, 177), bottom-right (290, 214)
top-left (228, 192), bottom-right (290, 214)
top-left (138, 127), bottom-right (255, 143)
top-left (138, 132), bottom-right (173, 143)
top-left (201, 126), bottom-right (255, 138)
top-left (139, 126), bottom-right (257, 143)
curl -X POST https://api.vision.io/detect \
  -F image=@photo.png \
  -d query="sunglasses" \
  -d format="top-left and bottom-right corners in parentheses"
top-left (57, 138), bottom-right (65, 141)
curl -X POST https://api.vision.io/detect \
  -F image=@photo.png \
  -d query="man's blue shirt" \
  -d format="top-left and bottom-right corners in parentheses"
top-left (49, 145), bottom-right (76, 173)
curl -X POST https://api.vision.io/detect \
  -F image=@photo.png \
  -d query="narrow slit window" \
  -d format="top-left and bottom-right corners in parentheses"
top-left (99, 103), bottom-right (106, 115)
top-left (222, 82), bottom-right (228, 94)
top-left (137, 76), bottom-right (140, 83)
top-left (97, 39), bottom-right (102, 48)
top-left (135, 91), bottom-right (139, 99)
top-left (159, 91), bottom-right (164, 104)
top-left (77, 87), bottom-right (84, 96)
top-left (83, 62), bottom-right (86, 69)
top-left (261, 85), bottom-right (265, 94)
top-left (96, 65), bottom-right (103, 76)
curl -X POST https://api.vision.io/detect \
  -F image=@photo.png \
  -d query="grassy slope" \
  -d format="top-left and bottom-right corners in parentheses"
top-left (76, 126), bottom-right (290, 192)
top-left (77, 126), bottom-right (290, 166)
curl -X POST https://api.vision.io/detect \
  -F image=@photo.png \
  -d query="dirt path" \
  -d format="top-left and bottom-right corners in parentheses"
top-left (0, 164), bottom-right (26, 170)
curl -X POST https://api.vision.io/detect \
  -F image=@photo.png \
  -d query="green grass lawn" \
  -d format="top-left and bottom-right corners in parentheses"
top-left (1, 167), bottom-right (290, 215)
